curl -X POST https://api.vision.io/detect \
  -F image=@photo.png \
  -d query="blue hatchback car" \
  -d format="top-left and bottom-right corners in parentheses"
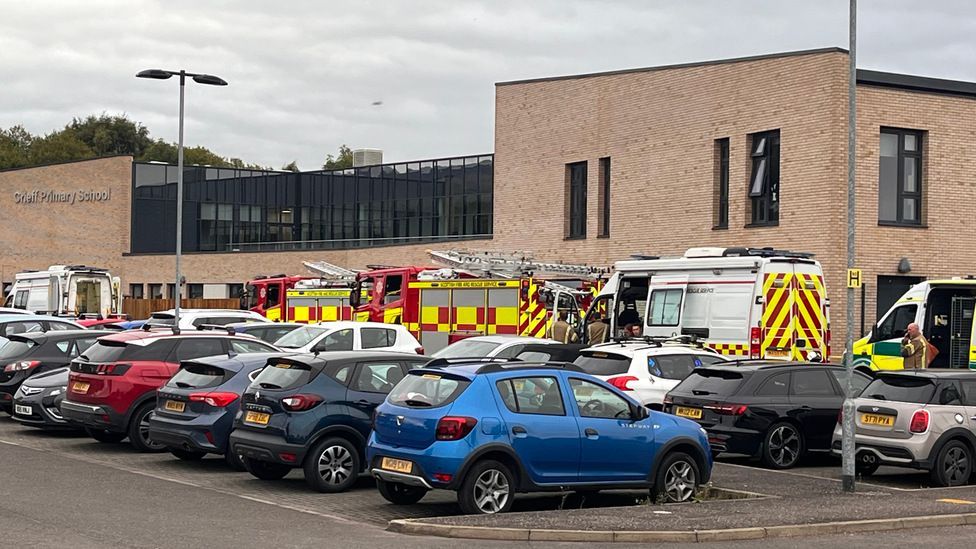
top-left (367, 360), bottom-right (712, 514)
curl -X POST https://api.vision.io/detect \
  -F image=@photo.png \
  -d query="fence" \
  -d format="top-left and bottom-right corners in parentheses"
top-left (122, 298), bottom-right (242, 320)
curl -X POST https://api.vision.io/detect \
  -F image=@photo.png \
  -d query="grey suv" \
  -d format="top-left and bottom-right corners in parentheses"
top-left (831, 370), bottom-right (976, 486)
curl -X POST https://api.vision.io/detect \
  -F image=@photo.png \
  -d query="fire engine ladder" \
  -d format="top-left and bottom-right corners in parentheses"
top-left (427, 250), bottom-right (605, 281)
top-left (302, 261), bottom-right (359, 282)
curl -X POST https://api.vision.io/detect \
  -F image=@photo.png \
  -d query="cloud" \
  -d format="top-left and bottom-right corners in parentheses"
top-left (1, 0), bottom-right (973, 170)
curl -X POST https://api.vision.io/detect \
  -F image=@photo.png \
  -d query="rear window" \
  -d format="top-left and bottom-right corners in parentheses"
top-left (275, 326), bottom-right (327, 349)
top-left (79, 341), bottom-right (131, 363)
top-left (574, 352), bottom-right (631, 376)
top-left (430, 339), bottom-right (500, 359)
top-left (251, 360), bottom-right (312, 390)
top-left (647, 354), bottom-right (697, 380)
top-left (0, 339), bottom-right (36, 360)
top-left (862, 376), bottom-right (936, 404)
top-left (148, 314), bottom-right (175, 326)
top-left (673, 369), bottom-right (746, 396)
top-left (168, 363), bottom-right (229, 389)
top-left (388, 372), bottom-right (471, 408)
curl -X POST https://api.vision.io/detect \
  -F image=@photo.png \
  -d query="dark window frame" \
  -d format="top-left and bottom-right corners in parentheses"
top-left (878, 127), bottom-right (924, 227)
top-left (714, 138), bottom-right (730, 229)
top-left (747, 130), bottom-right (780, 227)
top-left (598, 157), bottom-right (611, 238)
top-left (566, 161), bottom-right (587, 239)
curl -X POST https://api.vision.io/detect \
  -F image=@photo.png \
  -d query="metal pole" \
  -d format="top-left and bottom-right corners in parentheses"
top-left (175, 71), bottom-right (186, 330)
top-left (841, 0), bottom-right (857, 493)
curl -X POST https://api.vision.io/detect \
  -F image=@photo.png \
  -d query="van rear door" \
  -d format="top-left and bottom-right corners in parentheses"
top-left (792, 262), bottom-right (829, 361)
top-left (760, 261), bottom-right (828, 361)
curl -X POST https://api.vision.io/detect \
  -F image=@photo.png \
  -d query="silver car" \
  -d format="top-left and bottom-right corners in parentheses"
top-left (831, 369), bottom-right (976, 487)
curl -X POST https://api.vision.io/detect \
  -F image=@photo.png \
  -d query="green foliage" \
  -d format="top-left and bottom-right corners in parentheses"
top-left (322, 144), bottom-right (353, 170)
top-left (0, 125), bottom-right (33, 169)
top-left (29, 131), bottom-right (94, 166)
top-left (281, 160), bottom-right (300, 172)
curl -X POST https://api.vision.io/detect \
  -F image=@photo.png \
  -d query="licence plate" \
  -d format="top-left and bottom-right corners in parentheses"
top-left (381, 457), bottom-right (413, 474)
top-left (244, 410), bottom-right (270, 425)
top-left (766, 349), bottom-right (790, 358)
top-left (861, 413), bottom-right (895, 427)
top-left (14, 404), bottom-right (32, 416)
top-left (164, 400), bottom-right (186, 413)
top-left (675, 406), bottom-right (703, 419)
top-left (71, 381), bottom-right (90, 394)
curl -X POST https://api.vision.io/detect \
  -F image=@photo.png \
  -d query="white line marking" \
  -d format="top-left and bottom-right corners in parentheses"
top-left (717, 461), bottom-right (976, 493)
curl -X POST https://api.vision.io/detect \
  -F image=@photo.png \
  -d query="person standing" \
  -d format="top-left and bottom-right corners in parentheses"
top-left (552, 310), bottom-right (579, 344)
top-left (901, 322), bottom-right (928, 369)
top-left (587, 311), bottom-right (608, 344)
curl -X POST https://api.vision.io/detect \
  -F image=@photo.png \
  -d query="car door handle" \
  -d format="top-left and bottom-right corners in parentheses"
top-left (584, 428), bottom-right (599, 438)
top-left (512, 425), bottom-right (527, 436)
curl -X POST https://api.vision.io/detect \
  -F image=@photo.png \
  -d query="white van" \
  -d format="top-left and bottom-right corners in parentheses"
top-left (583, 247), bottom-right (830, 362)
top-left (4, 266), bottom-right (121, 318)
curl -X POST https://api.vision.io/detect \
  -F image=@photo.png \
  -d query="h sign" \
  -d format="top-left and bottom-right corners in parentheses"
top-left (847, 269), bottom-right (863, 289)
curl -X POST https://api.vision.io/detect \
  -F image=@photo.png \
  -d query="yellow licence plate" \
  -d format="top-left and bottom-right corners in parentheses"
top-left (675, 406), bottom-right (703, 419)
top-left (244, 411), bottom-right (270, 425)
top-left (861, 413), bottom-right (894, 427)
top-left (71, 381), bottom-right (90, 394)
top-left (164, 400), bottom-right (186, 413)
top-left (766, 349), bottom-right (790, 358)
top-left (381, 457), bottom-right (413, 474)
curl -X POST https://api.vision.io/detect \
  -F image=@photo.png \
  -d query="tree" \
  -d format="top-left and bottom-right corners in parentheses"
top-left (66, 114), bottom-right (152, 157)
top-left (28, 131), bottom-right (94, 166)
top-left (322, 144), bottom-right (353, 170)
top-left (281, 160), bottom-right (300, 172)
top-left (0, 125), bottom-right (33, 169)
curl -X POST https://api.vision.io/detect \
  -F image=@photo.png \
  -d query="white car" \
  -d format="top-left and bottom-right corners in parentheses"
top-left (145, 309), bottom-right (270, 331)
top-left (273, 321), bottom-right (423, 355)
top-left (430, 335), bottom-right (558, 360)
top-left (573, 341), bottom-right (730, 409)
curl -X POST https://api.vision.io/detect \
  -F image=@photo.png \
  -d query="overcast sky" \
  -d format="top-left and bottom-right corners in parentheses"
top-left (2, 0), bottom-right (973, 170)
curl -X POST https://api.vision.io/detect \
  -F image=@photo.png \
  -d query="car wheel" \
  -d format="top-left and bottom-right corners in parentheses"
top-left (377, 479), bottom-right (428, 505)
top-left (242, 457), bottom-right (292, 480)
top-left (224, 450), bottom-right (247, 471)
top-left (457, 459), bottom-right (515, 515)
top-left (761, 422), bottom-right (803, 469)
top-left (303, 437), bottom-right (360, 493)
top-left (170, 448), bottom-right (207, 461)
top-left (85, 428), bottom-right (127, 444)
top-left (127, 403), bottom-right (167, 453)
top-left (931, 440), bottom-right (973, 487)
top-left (650, 451), bottom-right (701, 503)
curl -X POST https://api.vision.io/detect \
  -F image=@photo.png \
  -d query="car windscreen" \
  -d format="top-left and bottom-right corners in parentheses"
top-left (573, 351), bottom-right (631, 376)
top-left (168, 363), bottom-right (231, 389)
top-left (672, 369), bottom-right (747, 397)
top-left (250, 360), bottom-right (312, 390)
top-left (275, 326), bottom-right (328, 349)
top-left (861, 376), bottom-right (936, 404)
top-left (388, 371), bottom-right (471, 408)
top-left (0, 339), bottom-right (37, 360)
top-left (78, 341), bottom-right (131, 363)
top-left (430, 340), bottom-right (501, 359)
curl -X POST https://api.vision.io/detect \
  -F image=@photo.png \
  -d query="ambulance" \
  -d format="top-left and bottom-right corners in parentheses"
top-left (4, 265), bottom-right (121, 318)
top-left (853, 278), bottom-right (976, 371)
top-left (583, 247), bottom-right (831, 361)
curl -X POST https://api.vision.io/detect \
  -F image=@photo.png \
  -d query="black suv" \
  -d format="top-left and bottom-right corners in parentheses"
top-left (229, 351), bottom-right (428, 492)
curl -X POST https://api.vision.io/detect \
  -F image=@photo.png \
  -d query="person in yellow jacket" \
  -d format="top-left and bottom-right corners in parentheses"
top-left (900, 323), bottom-right (928, 369)
top-left (551, 310), bottom-right (579, 344)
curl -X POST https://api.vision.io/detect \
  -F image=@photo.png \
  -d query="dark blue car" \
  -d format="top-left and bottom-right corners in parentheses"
top-left (367, 360), bottom-right (713, 514)
top-left (149, 352), bottom-right (290, 469)
top-left (228, 351), bottom-right (429, 492)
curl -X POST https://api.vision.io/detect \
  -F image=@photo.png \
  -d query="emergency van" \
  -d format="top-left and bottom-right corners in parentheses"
top-left (4, 265), bottom-right (121, 318)
top-left (583, 247), bottom-right (830, 361)
top-left (853, 279), bottom-right (976, 371)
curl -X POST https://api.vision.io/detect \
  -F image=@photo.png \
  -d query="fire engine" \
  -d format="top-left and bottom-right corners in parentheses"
top-left (242, 261), bottom-right (357, 321)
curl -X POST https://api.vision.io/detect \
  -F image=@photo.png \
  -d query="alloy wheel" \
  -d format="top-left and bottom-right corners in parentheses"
top-left (473, 469), bottom-right (510, 514)
top-left (317, 445), bottom-right (354, 486)
top-left (663, 460), bottom-right (697, 502)
top-left (943, 447), bottom-right (971, 484)
top-left (139, 410), bottom-right (165, 450)
top-left (768, 425), bottom-right (800, 467)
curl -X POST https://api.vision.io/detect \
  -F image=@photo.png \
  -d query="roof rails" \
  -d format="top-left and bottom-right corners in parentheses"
top-left (196, 324), bottom-right (237, 335)
top-left (143, 323), bottom-right (181, 335)
top-left (606, 334), bottom-right (710, 349)
top-left (423, 357), bottom-right (512, 368)
top-left (721, 247), bottom-right (815, 259)
top-left (476, 361), bottom-right (584, 374)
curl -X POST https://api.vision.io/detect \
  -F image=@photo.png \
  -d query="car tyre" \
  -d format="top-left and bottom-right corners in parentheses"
top-left (303, 437), bottom-right (360, 493)
top-left (650, 451), bottom-right (701, 503)
top-left (761, 422), bottom-right (803, 469)
top-left (85, 428), bottom-right (127, 444)
top-left (931, 440), bottom-right (973, 487)
top-left (242, 457), bottom-right (292, 480)
top-left (457, 459), bottom-right (515, 515)
top-left (225, 450), bottom-right (247, 471)
top-left (170, 448), bottom-right (207, 461)
top-left (128, 403), bottom-right (167, 453)
top-left (377, 479), bottom-right (428, 505)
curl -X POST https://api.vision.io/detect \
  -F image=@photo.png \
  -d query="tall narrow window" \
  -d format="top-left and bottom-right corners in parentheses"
top-left (714, 138), bottom-right (730, 229)
top-left (879, 128), bottom-right (923, 225)
top-left (748, 130), bottom-right (780, 226)
top-left (566, 161), bottom-right (587, 239)
top-left (598, 157), bottom-right (611, 237)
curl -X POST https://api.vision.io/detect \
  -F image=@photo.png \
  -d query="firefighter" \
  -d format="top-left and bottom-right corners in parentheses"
top-left (587, 311), bottom-right (608, 344)
top-left (552, 310), bottom-right (579, 344)
top-left (900, 322), bottom-right (928, 369)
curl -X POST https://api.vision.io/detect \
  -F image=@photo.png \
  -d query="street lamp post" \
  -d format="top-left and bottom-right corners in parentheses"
top-left (136, 69), bottom-right (227, 330)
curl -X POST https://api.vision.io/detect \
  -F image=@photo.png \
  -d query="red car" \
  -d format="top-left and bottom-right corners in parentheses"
top-left (60, 330), bottom-right (278, 452)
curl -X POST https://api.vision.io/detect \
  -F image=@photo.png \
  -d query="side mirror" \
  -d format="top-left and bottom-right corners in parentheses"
top-left (867, 323), bottom-right (880, 343)
top-left (349, 287), bottom-right (361, 308)
top-left (631, 404), bottom-right (650, 421)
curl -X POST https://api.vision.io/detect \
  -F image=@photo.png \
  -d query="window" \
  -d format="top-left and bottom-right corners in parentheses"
top-left (646, 354), bottom-right (697, 380)
top-left (48, 321), bottom-right (77, 331)
top-left (361, 328), bottom-right (397, 349)
top-left (187, 284), bottom-right (204, 299)
top-left (648, 289), bottom-right (682, 326)
top-left (879, 128), bottom-right (923, 225)
top-left (492, 344), bottom-right (525, 359)
top-left (149, 284), bottom-right (163, 299)
top-left (748, 130), bottom-right (780, 226)
top-left (875, 304), bottom-right (918, 341)
top-left (829, 369), bottom-right (872, 397)
top-left (316, 329), bottom-right (353, 352)
top-left (714, 138), bottom-right (730, 229)
top-left (389, 372), bottom-right (471, 408)
top-left (266, 284), bottom-right (281, 308)
top-left (936, 381), bottom-right (963, 406)
top-left (755, 373), bottom-right (790, 396)
top-left (495, 377), bottom-right (565, 415)
top-left (574, 352), bottom-right (631, 376)
top-left (55, 340), bottom-right (73, 355)
top-left (566, 161), bottom-right (587, 239)
top-left (167, 284), bottom-right (177, 300)
top-left (569, 378), bottom-right (631, 419)
top-left (861, 376), bottom-right (935, 404)
top-left (129, 284), bottom-right (144, 299)
top-left (13, 291), bottom-right (27, 309)
top-left (352, 363), bottom-right (405, 393)
top-left (791, 369), bottom-right (837, 396)
top-left (4, 321), bottom-right (43, 335)
top-left (227, 283), bottom-right (244, 299)
top-left (383, 275), bottom-right (403, 304)
top-left (174, 339), bottom-right (225, 361)
top-left (598, 157), bottom-right (611, 237)
top-left (167, 363), bottom-right (229, 390)
top-left (960, 381), bottom-right (976, 406)
top-left (230, 339), bottom-right (276, 353)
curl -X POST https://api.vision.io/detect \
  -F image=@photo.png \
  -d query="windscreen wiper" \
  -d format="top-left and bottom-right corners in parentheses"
top-left (402, 399), bottom-right (432, 407)
top-left (692, 390), bottom-right (714, 395)
top-left (258, 382), bottom-right (283, 389)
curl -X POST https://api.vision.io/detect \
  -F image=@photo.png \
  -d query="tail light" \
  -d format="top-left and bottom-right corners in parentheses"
top-left (415, 346), bottom-right (425, 355)
top-left (910, 410), bottom-right (929, 433)
top-left (705, 404), bottom-right (748, 416)
top-left (663, 395), bottom-right (673, 406)
top-left (607, 376), bottom-right (638, 391)
top-left (750, 327), bottom-right (761, 359)
top-left (96, 363), bottom-right (131, 376)
top-left (520, 278), bottom-right (530, 300)
top-left (189, 391), bottom-right (239, 408)
top-left (281, 394), bottom-right (322, 411)
top-left (825, 329), bottom-right (832, 360)
top-left (3, 360), bottom-right (40, 373)
top-left (436, 416), bottom-right (478, 440)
